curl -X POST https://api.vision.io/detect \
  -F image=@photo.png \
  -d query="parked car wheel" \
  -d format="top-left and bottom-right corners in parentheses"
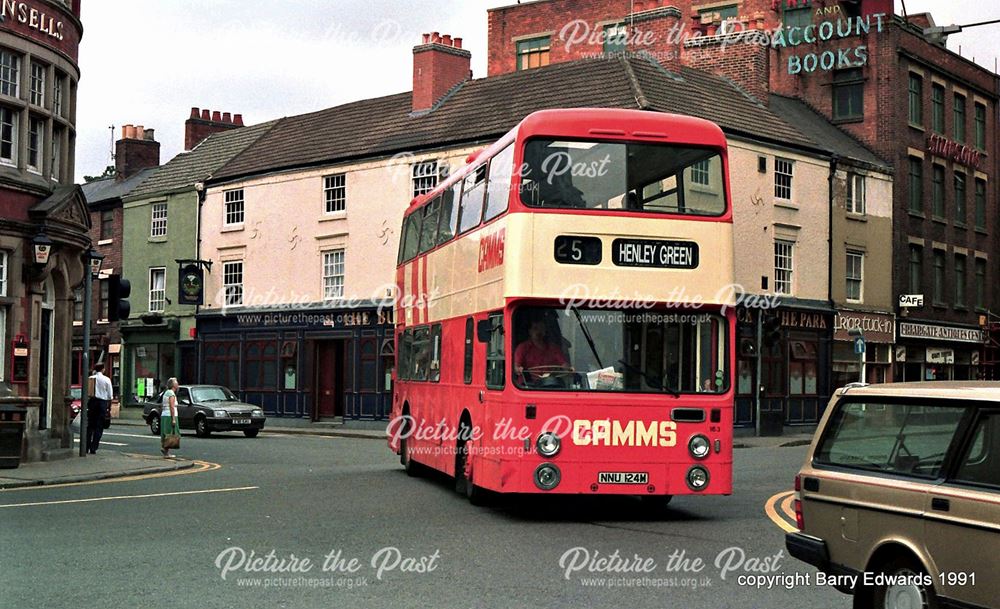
top-left (243, 429), bottom-right (259, 438)
top-left (195, 416), bottom-right (211, 438)
top-left (870, 556), bottom-right (938, 609)
top-left (149, 415), bottom-right (160, 436)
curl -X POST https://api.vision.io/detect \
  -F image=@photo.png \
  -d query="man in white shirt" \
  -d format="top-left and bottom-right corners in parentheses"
top-left (86, 363), bottom-right (115, 454)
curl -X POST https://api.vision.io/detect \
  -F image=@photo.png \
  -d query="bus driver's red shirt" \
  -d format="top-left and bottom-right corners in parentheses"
top-left (514, 341), bottom-right (568, 371)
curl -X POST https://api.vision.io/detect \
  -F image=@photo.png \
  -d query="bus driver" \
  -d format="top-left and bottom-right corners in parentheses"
top-left (514, 320), bottom-right (571, 385)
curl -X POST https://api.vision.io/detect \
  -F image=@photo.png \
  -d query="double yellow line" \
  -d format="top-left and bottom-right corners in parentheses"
top-left (764, 490), bottom-right (798, 533)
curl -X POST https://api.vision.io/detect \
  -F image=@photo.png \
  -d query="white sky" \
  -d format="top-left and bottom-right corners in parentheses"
top-left (74, 0), bottom-right (1000, 182)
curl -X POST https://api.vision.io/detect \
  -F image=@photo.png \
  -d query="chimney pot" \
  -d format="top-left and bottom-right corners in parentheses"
top-left (201, 109), bottom-right (211, 120)
top-left (454, 37), bottom-right (463, 48)
top-left (144, 128), bottom-right (155, 141)
top-left (222, 112), bottom-right (232, 123)
top-left (121, 125), bottom-right (129, 140)
top-left (422, 33), bottom-right (430, 44)
top-left (212, 110), bottom-right (222, 122)
top-left (233, 114), bottom-right (244, 126)
top-left (432, 31), bottom-right (441, 43)
top-left (190, 107), bottom-right (200, 119)
top-left (443, 34), bottom-right (452, 46)
top-left (136, 125), bottom-right (144, 136)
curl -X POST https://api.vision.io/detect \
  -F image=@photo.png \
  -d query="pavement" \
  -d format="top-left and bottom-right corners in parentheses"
top-left (0, 450), bottom-right (195, 489)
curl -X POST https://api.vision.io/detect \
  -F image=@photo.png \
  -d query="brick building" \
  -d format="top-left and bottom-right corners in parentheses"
top-left (1, 0), bottom-right (87, 461)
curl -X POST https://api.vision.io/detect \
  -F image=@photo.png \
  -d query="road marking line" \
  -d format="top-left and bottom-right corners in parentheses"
top-left (764, 490), bottom-right (798, 533)
top-left (0, 486), bottom-right (258, 509)
top-left (104, 432), bottom-right (160, 439)
top-left (780, 493), bottom-right (796, 520)
top-left (0, 460), bottom-right (221, 493)
top-left (74, 439), bottom-right (128, 447)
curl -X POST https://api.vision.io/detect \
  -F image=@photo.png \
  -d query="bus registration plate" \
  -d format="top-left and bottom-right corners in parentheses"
top-left (598, 472), bottom-right (649, 485)
top-left (612, 238), bottom-right (699, 269)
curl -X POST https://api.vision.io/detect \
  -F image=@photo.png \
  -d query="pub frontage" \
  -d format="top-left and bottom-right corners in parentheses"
top-left (195, 304), bottom-right (394, 421)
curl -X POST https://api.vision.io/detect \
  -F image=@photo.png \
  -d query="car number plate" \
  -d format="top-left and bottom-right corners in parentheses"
top-left (598, 472), bottom-right (649, 485)
top-left (232, 419), bottom-right (251, 425)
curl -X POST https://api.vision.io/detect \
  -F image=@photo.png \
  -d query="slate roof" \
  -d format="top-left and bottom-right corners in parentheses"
top-left (768, 95), bottom-right (889, 170)
top-left (126, 121), bottom-right (278, 201)
top-left (211, 55), bottom-right (826, 184)
top-left (81, 167), bottom-right (159, 206)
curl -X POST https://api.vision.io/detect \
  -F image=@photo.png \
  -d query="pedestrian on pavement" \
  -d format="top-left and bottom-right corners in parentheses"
top-left (161, 377), bottom-right (181, 458)
top-left (86, 363), bottom-right (114, 454)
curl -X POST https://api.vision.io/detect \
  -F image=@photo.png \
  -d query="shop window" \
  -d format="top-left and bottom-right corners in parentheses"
top-left (788, 341), bottom-right (818, 396)
top-left (832, 69), bottom-right (864, 120)
top-left (360, 338), bottom-right (378, 391)
top-left (205, 342), bottom-right (240, 389)
top-left (516, 36), bottom-right (550, 71)
top-left (245, 341), bottom-right (279, 390)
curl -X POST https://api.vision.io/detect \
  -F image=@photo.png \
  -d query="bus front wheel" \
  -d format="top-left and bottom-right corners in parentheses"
top-left (455, 421), bottom-right (487, 506)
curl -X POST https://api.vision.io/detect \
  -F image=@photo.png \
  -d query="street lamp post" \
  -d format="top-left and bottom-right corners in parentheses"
top-left (79, 248), bottom-right (104, 457)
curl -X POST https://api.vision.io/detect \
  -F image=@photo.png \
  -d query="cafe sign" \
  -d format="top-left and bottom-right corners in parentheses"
top-left (834, 310), bottom-right (895, 343)
top-left (898, 322), bottom-right (986, 344)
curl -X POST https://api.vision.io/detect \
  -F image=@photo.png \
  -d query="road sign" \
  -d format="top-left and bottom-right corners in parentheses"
top-left (854, 337), bottom-right (866, 355)
top-left (899, 294), bottom-right (924, 308)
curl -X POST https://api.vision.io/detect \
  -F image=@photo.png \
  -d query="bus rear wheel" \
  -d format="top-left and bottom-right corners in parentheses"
top-left (400, 435), bottom-right (425, 477)
top-left (455, 422), bottom-right (487, 506)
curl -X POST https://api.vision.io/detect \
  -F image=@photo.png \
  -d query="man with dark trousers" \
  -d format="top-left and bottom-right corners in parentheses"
top-left (86, 363), bottom-right (114, 454)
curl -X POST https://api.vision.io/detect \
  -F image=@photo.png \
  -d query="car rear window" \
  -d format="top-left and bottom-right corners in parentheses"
top-left (815, 401), bottom-right (967, 479)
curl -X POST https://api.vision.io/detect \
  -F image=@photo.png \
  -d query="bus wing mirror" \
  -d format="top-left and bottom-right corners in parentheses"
top-left (476, 320), bottom-right (493, 343)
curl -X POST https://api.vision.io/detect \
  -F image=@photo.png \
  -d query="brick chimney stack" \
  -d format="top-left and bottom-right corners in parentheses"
top-left (412, 32), bottom-right (472, 113)
top-left (681, 4), bottom-right (773, 102)
top-left (626, 2), bottom-right (685, 72)
top-left (185, 107), bottom-right (244, 151)
top-left (115, 124), bottom-right (160, 180)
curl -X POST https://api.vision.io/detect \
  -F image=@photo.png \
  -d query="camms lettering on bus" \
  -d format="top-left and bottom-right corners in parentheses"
top-left (478, 229), bottom-right (506, 273)
top-left (572, 420), bottom-right (678, 447)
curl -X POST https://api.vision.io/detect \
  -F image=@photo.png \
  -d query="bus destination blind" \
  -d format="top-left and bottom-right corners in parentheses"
top-left (611, 238), bottom-right (700, 269)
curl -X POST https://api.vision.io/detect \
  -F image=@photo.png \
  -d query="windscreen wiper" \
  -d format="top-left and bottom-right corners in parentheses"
top-left (571, 307), bottom-right (604, 369)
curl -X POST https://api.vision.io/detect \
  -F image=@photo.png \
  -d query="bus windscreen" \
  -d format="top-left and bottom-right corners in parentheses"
top-left (512, 307), bottom-right (729, 394)
top-left (520, 139), bottom-right (726, 216)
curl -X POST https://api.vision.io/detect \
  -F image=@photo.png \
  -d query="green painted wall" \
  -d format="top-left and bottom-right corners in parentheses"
top-left (120, 188), bottom-right (201, 403)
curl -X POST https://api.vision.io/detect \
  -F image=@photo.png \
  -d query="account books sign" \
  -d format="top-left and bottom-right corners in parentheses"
top-left (898, 322), bottom-right (986, 344)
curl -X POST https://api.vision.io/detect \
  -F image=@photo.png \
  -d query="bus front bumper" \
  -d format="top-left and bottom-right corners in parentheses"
top-left (499, 460), bottom-right (732, 496)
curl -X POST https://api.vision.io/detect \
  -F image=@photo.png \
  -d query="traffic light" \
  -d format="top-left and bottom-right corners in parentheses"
top-left (108, 275), bottom-right (131, 321)
top-left (762, 312), bottom-right (782, 348)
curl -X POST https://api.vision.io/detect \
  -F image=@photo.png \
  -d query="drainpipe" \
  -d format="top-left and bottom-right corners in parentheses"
top-left (828, 155), bottom-right (840, 393)
top-left (195, 182), bottom-right (205, 384)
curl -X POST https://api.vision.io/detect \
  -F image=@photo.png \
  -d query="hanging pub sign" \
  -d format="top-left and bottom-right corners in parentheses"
top-left (178, 264), bottom-right (204, 306)
top-left (11, 335), bottom-right (29, 384)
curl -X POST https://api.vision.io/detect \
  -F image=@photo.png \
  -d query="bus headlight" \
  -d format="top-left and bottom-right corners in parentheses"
top-left (688, 435), bottom-right (711, 460)
top-left (686, 466), bottom-right (710, 491)
top-left (536, 432), bottom-right (561, 457)
top-left (534, 463), bottom-right (561, 491)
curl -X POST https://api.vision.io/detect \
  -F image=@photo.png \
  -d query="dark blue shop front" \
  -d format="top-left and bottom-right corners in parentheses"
top-left (196, 307), bottom-right (394, 421)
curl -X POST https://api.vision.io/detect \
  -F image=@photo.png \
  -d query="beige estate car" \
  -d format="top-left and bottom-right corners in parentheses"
top-left (787, 382), bottom-right (1000, 609)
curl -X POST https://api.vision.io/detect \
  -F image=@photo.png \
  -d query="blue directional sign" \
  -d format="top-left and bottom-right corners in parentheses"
top-left (854, 337), bottom-right (867, 355)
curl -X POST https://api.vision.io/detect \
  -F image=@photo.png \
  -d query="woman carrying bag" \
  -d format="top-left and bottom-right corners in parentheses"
top-left (161, 378), bottom-right (181, 458)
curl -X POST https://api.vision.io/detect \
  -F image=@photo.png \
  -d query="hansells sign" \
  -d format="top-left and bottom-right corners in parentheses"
top-left (898, 322), bottom-right (986, 344)
top-left (927, 133), bottom-right (983, 170)
top-left (834, 311), bottom-right (895, 343)
top-left (0, 1), bottom-right (65, 41)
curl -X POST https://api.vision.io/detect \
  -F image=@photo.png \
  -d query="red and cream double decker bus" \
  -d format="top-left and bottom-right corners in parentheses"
top-left (389, 108), bottom-right (736, 506)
